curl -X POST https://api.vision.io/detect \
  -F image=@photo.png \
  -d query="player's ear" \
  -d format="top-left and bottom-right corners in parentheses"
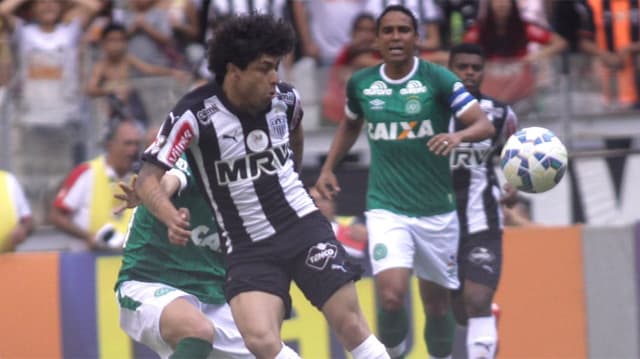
top-left (226, 63), bottom-right (240, 78)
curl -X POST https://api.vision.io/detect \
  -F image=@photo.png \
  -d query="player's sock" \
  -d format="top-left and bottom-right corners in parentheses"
top-left (169, 337), bottom-right (212, 359)
top-left (350, 334), bottom-right (390, 359)
top-left (424, 310), bottom-right (455, 359)
top-left (377, 307), bottom-right (409, 357)
top-left (274, 343), bottom-right (301, 359)
top-left (466, 316), bottom-right (497, 359)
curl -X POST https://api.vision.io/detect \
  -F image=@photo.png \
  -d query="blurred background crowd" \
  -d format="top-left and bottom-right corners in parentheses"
top-left (1, 0), bottom-right (639, 253)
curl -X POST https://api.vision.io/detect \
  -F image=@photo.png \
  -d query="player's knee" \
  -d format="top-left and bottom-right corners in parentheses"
top-left (464, 291), bottom-right (493, 317)
top-left (423, 297), bottom-right (450, 316)
top-left (242, 328), bottom-right (282, 357)
top-left (378, 289), bottom-right (405, 311)
top-left (163, 316), bottom-right (214, 345)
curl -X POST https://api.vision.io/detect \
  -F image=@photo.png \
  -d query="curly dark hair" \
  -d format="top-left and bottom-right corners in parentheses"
top-left (207, 14), bottom-right (296, 85)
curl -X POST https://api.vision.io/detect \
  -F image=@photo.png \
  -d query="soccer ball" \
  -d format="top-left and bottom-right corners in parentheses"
top-left (500, 127), bottom-right (568, 193)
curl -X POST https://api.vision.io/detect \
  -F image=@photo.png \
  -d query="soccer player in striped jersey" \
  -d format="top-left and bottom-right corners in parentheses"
top-left (316, 6), bottom-right (495, 359)
top-left (136, 14), bottom-right (389, 359)
top-left (448, 43), bottom-right (519, 359)
top-left (114, 156), bottom-right (253, 359)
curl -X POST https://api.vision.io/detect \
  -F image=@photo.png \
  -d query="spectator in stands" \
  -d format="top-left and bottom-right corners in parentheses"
top-left (323, 12), bottom-right (380, 122)
top-left (550, 0), bottom-right (622, 69)
top-left (122, 0), bottom-right (176, 68)
top-left (463, 0), bottom-right (567, 103)
top-left (434, 0), bottom-right (479, 50)
top-left (587, 0), bottom-right (640, 108)
top-left (0, 0), bottom-right (101, 224)
top-left (49, 119), bottom-right (143, 251)
top-left (0, 170), bottom-right (34, 253)
top-left (292, 0), bottom-right (367, 66)
top-left (86, 23), bottom-right (189, 126)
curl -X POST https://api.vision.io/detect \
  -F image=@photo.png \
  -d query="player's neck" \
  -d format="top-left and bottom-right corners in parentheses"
top-left (383, 57), bottom-right (415, 80)
top-left (222, 81), bottom-right (261, 116)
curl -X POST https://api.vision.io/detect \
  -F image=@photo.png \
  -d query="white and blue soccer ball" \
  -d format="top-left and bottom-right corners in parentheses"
top-left (500, 127), bottom-right (568, 193)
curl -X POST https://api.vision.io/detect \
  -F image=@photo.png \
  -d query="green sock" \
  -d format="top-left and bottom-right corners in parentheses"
top-left (377, 307), bottom-right (409, 348)
top-left (424, 310), bottom-right (455, 358)
top-left (170, 337), bottom-right (212, 359)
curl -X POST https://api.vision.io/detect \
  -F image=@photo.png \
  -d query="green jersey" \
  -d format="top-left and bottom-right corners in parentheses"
top-left (116, 156), bottom-right (226, 304)
top-left (346, 57), bottom-right (477, 217)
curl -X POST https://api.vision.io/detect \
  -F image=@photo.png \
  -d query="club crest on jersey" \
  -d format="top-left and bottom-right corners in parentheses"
top-left (363, 81), bottom-right (393, 96)
top-left (246, 129), bottom-right (269, 152)
top-left (404, 98), bottom-right (421, 114)
top-left (369, 99), bottom-right (385, 110)
top-left (267, 113), bottom-right (288, 140)
top-left (399, 80), bottom-right (427, 95)
top-left (305, 242), bottom-right (338, 271)
top-left (196, 104), bottom-right (219, 124)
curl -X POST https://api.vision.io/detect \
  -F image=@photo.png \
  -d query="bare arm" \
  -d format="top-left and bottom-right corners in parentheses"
top-left (2, 217), bottom-right (34, 252)
top-left (63, 0), bottom-right (102, 29)
top-left (170, 1), bottom-right (199, 40)
top-left (128, 55), bottom-right (181, 77)
top-left (289, 122), bottom-right (304, 171)
top-left (0, 0), bottom-right (27, 32)
top-left (136, 162), bottom-right (191, 244)
top-left (427, 103), bottom-right (495, 155)
top-left (49, 206), bottom-right (93, 244)
top-left (525, 32), bottom-right (568, 63)
top-left (315, 118), bottom-right (364, 198)
top-left (134, 16), bottom-right (172, 46)
top-left (85, 61), bottom-right (110, 97)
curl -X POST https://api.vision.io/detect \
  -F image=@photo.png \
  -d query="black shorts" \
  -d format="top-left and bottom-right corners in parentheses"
top-left (455, 229), bottom-right (503, 292)
top-left (223, 211), bottom-right (362, 318)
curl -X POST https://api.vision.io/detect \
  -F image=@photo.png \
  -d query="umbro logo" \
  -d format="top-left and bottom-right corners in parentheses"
top-left (369, 99), bottom-right (385, 110)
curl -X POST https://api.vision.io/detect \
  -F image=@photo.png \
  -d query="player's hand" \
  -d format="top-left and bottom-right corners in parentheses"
top-left (500, 183), bottom-right (518, 208)
top-left (427, 133), bottom-right (460, 156)
top-left (167, 207), bottom-right (191, 246)
top-left (314, 171), bottom-right (341, 200)
top-left (113, 175), bottom-right (139, 215)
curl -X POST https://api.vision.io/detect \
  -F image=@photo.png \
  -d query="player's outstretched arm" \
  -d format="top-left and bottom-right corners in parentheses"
top-left (113, 172), bottom-right (183, 215)
top-left (316, 117), bottom-right (364, 199)
top-left (136, 162), bottom-right (191, 245)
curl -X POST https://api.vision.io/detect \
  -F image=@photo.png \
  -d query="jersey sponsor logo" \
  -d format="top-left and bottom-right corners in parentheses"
top-left (404, 98), bottom-right (421, 114)
top-left (169, 112), bottom-right (178, 125)
top-left (399, 80), bottom-right (427, 95)
top-left (305, 242), bottom-right (338, 270)
top-left (363, 81), bottom-right (393, 96)
top-left (276, 91), bottom-right (296, 105)
top-left (191, 224), bottom-right (222, 251)
top-left (367, 120), bottom-right (434, 141)
top-left (196, 104), bottom-right (219, 124)
top-left (167, 123), bottom-right (194, 165)
top-left (450, 145), bottom-right (494, 168)
top-left (369, 99), bottom-right (385, 110)
top-left (214, 143), bottom-right (290, 185)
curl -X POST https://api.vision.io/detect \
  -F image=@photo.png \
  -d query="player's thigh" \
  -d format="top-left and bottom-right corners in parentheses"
top-left (320, 281), bottom-right (371, 350)
top-left (366, 209), bottom-right (416, 275)
top-left (458, 230), bottom-right (503, 311)
top-left (228, 291), bottom-right (285, 345)
top-left (202, 303), bottom-right (254, 359)
top-left (117, 280), bottom-right (201, 359)
top-left (291, 229), bottom-right (362, 312)
top-left (159, 297), bottom-right (213, 348)
top-left (411, 210), bottom-right (460, 290)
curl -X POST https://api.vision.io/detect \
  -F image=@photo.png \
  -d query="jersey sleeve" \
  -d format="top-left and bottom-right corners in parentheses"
top-left (168, 155), bottom-right (192, 194)
top-left (345, 75), bottom-right (364, 120)
top-left (7, 173), bottom-right (31, 219)
top-left (142, 102), bottom-right (200, 170)
top-left (498, 105), bottom-right (518, 146)
top-left (434, 66), bottom-right (478, 117)
top-left (53, 163), bottom-right (92, 213)
top-left (525, 22), bottom-right (553, 44)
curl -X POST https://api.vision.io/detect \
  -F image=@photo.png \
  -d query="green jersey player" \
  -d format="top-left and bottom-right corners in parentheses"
top-left (315, 6), bottom-right (495, 359)
top-left (114, 156), bottom-right (252, 359)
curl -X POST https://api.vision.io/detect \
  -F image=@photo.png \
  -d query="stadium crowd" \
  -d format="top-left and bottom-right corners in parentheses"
top-left (2, 0), bottom-right (635, 251)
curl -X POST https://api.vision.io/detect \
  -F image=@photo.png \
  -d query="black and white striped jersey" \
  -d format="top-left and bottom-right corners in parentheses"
top-left (449, 96), bottom-right (518, 237)
top-left (143, 81), bottom-right (317, 251)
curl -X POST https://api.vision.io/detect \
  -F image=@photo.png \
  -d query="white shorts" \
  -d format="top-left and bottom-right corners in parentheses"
top-left (117, 280), bottom-right (254, 359)
top-left (366, 209), bottom-right (460, 289)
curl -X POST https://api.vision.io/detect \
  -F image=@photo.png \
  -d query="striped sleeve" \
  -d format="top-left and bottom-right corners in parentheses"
top-left (142, 103), bottom-right (200, 170)
top-left (449, 82), bottom-right (477, 117)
